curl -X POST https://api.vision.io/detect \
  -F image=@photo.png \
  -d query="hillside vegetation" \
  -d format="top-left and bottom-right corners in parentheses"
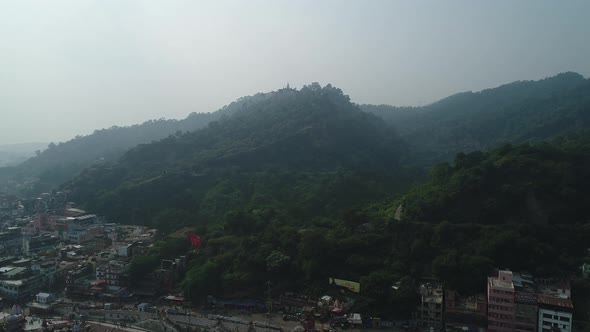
top-left (362, 72), bottom-right (590, 163)
top-left (66, 84), bottom-right (409, 231)
top-left (400, 134), bottom-right (590, 224)
top-left (59, 78), bottom-right (590, 316)
top-left (0, 109), bottom-right (231, 192)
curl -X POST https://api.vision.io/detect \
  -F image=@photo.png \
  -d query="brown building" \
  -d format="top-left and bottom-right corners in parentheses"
top-left (419, 283), bottom-right (443, 332)
top-left (444, 290), bottom-right (487, 332)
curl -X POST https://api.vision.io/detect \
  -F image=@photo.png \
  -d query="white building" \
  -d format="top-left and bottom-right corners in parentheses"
top-left (36, 292), bottom-right (55, 304)
top-left (537, 294), bottom-right (573, 332)
top-left (0, 274), bottom-right (46, 301)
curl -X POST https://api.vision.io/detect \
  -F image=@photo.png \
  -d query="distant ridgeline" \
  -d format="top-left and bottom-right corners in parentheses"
top-left (64, 83), bottom-right (407, 229)
top-left (361, 72), bottom-right (590, 165)
top-left (52, 76), bottom-right (590, 317)
top-left (0, 97), bottom-right (253, 192)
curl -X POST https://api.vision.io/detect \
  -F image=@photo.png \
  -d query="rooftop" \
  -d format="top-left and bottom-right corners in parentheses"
top-left (0, 266), bottom-right (15, 273)
top-left (538, 294), bottom-right (574, 309)
top-left (490, 277), bottom-right (514, 290)
top-left (1, 280), bottom-right (23, 286)
top-left (515, 291), bottom-right (538, 305)
top-left (2, 266), bottom-right (27, 278)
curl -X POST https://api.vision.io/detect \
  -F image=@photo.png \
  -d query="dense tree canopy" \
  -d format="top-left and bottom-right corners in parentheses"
top-left (54, 76), bottom-right (590, 318)
top-left (362, 72), bottom-right (590, 164)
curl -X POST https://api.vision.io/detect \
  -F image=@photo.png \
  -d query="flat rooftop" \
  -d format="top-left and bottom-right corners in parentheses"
top-left (490, 277), bottom-right (514, 290)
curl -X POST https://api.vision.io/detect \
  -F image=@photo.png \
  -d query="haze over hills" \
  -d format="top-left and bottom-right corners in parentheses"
top-left (361, 72), bottom-right (590, 164)
top-left (66, 84), bottom-right (407, 230)
top-left (58, 78), bottom-right (590, 310)
top-left (3, 74), bottom-right (590, 317)
top-left (0, 102), bottom-right (250, 191)
top-left (61, 73), bottom-right (590, 230)
top-left (0, 142), bottom-right (47, 167)
top-left (2, 1), bottom-right (590, 324)
top-left (4, 72), bottom-right (589, 193)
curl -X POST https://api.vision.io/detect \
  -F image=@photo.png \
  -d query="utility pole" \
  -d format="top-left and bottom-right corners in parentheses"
top-left (266, 280), bottom-right (272, 315)
top-left (266, 280), bottom-right (272, 332)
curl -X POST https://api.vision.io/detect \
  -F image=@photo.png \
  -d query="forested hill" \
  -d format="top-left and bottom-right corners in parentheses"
top-left (1, 98), bottom-right (252, 190)
top-left (0, 142), bottom-right (47, 167)
top-left (400, 134), bottom-right (590, 225)
top-left (66, 83), bottom-right (408, 231)
top-left (63, 83), bottom-right (590, 311)
top-left (362, 72), bottom-right (590, 163)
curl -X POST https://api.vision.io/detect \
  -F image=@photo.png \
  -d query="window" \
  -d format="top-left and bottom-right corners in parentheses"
top-left (559, 317), bottom-right (570, 322)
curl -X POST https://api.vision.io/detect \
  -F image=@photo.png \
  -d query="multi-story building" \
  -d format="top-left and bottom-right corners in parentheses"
top-left (0, 227), bottom-right (22, 253)
top-left (514, 292), bottom-right (538, 332)
top-left (537, 295), bottom-right (573, 332)
top-left (537, 280), bottom-right (573, 332)
top-left (444, 290), bottom-right (487, 332)
top-left (31, 260), bottom-right (58, 288)
top-left (513, 273), bottom-right (538, 332)
top-left (0, 274), bottom-right (45, 301)
top-left (419, 283), bottom-right (443, 332)
top-left (488, 270), bottom-right (515, 332)
top-left (22, 234), bottom-right (60, 255)
top-left (97, 260), bottom-right (129, 287)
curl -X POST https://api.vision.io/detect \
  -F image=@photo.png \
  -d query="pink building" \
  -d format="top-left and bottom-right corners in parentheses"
top-left (488, 270), bottom-right (516, 332)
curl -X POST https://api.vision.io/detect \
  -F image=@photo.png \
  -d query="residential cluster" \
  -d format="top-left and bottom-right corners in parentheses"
top-left (0, 191), bottom-right (585, 332)
top-left (0, 191), bottom-right (191, 310)
top-left (418, 270), bottom-right (574, 332)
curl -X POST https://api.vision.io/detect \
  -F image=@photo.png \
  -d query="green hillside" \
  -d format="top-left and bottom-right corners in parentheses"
top-left (60, 80), bottom-right (590, 317)
top-left (0, 108), bottom-right (232, 193)
top-left (66, 83), bottom-right (409, 232)
top-left (362, 72), bottom-right (590, 164)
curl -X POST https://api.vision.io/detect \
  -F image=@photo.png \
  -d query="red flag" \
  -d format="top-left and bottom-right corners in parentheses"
top-left (187, 234), bottom-right (201, 248)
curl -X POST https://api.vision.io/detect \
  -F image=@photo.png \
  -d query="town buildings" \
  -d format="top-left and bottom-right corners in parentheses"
top-left (488, 270), bottom-right (516, 332)
top-left (486, 269), bottom-right (574, 332)
top-left (536, 280), bottom-right (573, 332)
top-left (444, 290), bottom-right (487, 332)
top-left (419, 283), bottom-right (443, 332)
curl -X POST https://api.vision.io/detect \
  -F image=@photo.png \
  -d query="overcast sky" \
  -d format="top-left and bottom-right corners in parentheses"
top-left (1, 0), bottom-right (589, 144)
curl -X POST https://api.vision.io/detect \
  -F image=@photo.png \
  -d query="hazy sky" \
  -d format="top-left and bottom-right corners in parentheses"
top-left (1, 1), bottom-right (589, 144)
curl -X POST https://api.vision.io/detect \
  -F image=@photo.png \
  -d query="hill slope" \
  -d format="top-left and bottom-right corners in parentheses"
top-left (362, 72), bottom-right (590, 163)
top-left (0, 142), bottom-right (47, 167)
top-left (66, 83), bottom-right (408, 230)
top-left (0, 99), bottom-right (257, 192)
top-left (63, 82), bottom-right (590, 312)
top-left (400, 134), bottom-right (590, 224)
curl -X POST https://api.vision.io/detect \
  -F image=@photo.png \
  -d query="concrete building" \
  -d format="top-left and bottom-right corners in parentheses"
top-left (0, 228), bottom-right (22, 253)
top-left (488, 270), bottom-right (515, 332)
top-left (514, 292), bottom-right (538, 332)
top-left (22, 234), bottom-right (60, 255)
top-left (0, 274), bottom-right (45, 301)
top-left (444, 290), bottom-right (487, 332)
top-left (36, 292), bottom-right (55, 304)
top-left (537, 280), bottom-right (573, 332)
top-left (419, 283), bottom-right (443, 332)
top-left (537, 295), bottom-right (573, 332)
top-left (514, 273), bottom-right (539, 332)
top-left (97, 260), bottom-right (129, 287)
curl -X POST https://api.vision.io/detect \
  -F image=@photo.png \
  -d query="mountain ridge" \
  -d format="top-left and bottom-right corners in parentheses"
top-left (66, 83), bottom-right (407, 228)
top-left (361, 71), bottom-right (590, 164)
